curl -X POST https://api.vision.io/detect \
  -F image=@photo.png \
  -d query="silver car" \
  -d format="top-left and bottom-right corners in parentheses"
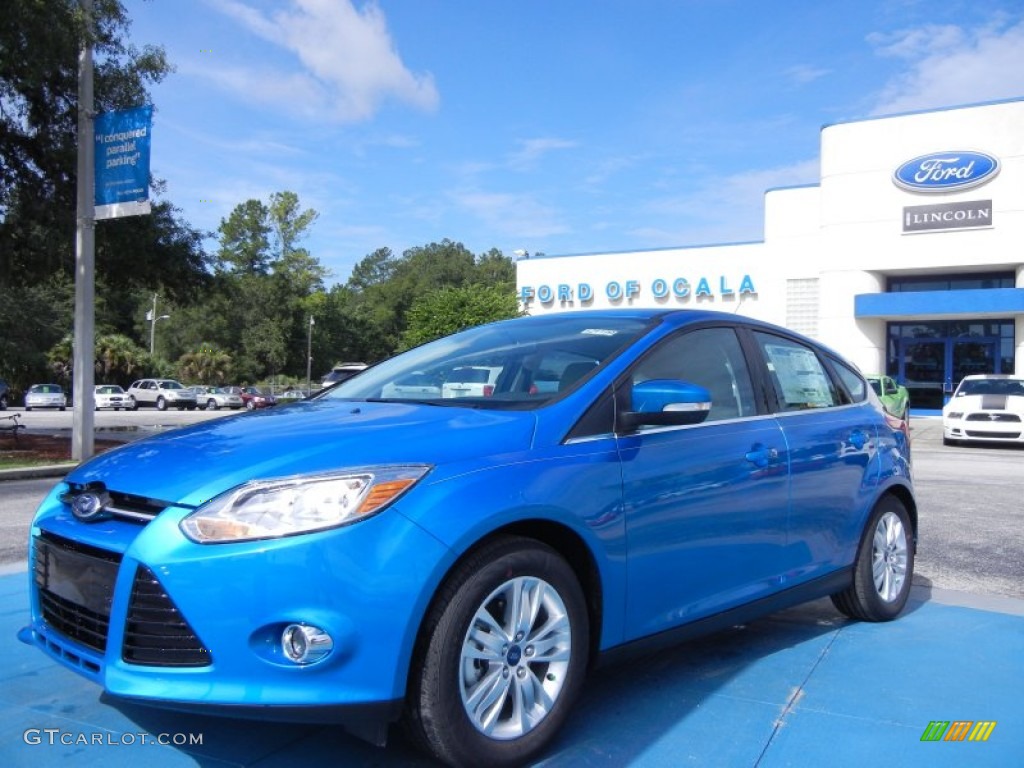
top-left (24, 384), bottom-right (67, 411)
top-left (126, 379), bottom-right (198, 411)
top-left (193, 386), bottom-right (244, 411)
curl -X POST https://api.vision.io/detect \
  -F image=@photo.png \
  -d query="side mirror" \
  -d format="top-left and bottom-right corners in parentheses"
top-left (620, 379), bottom-right (712, 430)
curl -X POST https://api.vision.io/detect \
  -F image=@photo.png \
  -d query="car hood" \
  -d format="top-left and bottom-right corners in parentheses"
top-left (66, 400), bottom-right (538, 507)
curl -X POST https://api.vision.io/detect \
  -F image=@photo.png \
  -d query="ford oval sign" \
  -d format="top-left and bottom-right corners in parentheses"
top-left (893, 151), bottom-right (999, 193)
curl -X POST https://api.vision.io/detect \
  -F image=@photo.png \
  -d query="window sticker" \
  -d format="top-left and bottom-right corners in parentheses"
top-left (765, 344), bottom-right (833, 407)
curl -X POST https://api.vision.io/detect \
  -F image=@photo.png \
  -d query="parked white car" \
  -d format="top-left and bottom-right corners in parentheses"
top-left (94, 384), bottom-right (131, 410)
top-left (24, 384), bottom-right (66, 411)
top-left (441, 366), bottom-right (501, 399)
top-left (943, 374), bottom-right (1024, 446)
top-left (126, 379), bottom-right (198, 411)
top-left (380, 372), bottom-right (443, 400)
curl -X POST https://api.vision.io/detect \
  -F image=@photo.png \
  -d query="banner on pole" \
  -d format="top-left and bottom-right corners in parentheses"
top-left (94, 105), bottom-right (153, 220)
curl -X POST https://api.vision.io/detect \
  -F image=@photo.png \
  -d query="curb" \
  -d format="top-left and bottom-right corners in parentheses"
top-left (0, 464), bottom-right (74, 481)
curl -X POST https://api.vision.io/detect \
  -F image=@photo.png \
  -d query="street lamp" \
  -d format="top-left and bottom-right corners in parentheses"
top-left (306, 316), bottom-right (314, 394)
top-left (147, 294), bottom-right (170, 355)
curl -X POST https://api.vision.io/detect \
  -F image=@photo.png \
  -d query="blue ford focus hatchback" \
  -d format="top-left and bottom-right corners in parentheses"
top-left (22, 310), bottom-right (915, 767)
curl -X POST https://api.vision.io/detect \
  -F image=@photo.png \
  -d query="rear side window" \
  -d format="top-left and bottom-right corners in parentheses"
top-left (830, 358), bottom-right (868, 403)
top-left (754, 332), bottom-right (840, 411)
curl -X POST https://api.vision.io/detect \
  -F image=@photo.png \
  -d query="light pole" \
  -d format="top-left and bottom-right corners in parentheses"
top-left (306, 316), bottom-right (315, 393)
top-left (148, 294), bottom-right (170, 355)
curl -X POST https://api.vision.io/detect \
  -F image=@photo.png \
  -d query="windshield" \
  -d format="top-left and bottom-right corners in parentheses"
top-left (322, 314), bottom-right (652, 409)
top-left (956, 378), bottom-right (1024, 397)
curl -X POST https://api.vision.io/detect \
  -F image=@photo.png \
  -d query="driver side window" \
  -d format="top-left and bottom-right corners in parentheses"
top-left (632, 327), bottom-right (756, 422)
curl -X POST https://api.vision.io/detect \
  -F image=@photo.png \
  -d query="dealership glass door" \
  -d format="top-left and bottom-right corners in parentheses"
top-left (897, 337), bottom-right (999, 409)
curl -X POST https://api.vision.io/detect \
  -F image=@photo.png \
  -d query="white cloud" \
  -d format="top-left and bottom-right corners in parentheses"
top-left (785, 65), bottom-right (832, 86)
top-left (869, 17), bottom-right (1024, 115)
top-left (453, 190), bottom-right (570, 239)
top-left (507, 138), bottom-right (578, 171)
top-left (638, 159), bottom-right (820, 246)
top-left (206, 0), bottom-right (439, 122)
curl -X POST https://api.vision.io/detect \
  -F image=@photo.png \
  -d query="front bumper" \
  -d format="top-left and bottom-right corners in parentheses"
top-left (944, 415), bottom-right (1024, 442)
top-left (21, 484), bottom-right (449, 731)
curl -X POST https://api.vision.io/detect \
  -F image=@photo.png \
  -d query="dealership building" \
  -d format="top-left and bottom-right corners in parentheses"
top-left (516, 98), bottom-right (1024, 410)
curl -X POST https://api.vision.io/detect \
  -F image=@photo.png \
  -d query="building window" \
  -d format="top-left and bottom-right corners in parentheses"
top-left (887, 272), bottom-right (1014, 292)
top-left (786, 278), bottom-right (819, 336)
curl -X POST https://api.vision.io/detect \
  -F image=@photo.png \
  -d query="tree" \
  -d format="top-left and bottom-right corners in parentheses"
top-left (215, 199), bottom-right (272, 276)
top-left (0, 0), bottom-right (172, 284)
top-left (177, 345), bottom-right (233, 385)
top-left (45, 332), bottom-right (150, 389)
top-left (269, 191), bottom-right (319, 262)
top-left (0, 274), bottom-right (75, 392)
top-left (400, 285), bottom-right (520, 350)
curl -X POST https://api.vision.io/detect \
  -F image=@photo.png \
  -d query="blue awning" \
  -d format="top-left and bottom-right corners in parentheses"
top-left (855, 287), bottom-right (1024, 318)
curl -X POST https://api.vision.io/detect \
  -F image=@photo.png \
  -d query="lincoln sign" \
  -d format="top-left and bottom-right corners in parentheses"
top-left (903, 200), bottom-right (992, 234)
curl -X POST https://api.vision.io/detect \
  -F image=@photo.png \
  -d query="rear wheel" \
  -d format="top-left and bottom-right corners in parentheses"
top-left (207, 399), bottom-right (219, 411)
top-left (832, 497), bottom-right (914, 621)
top-left (404, 536), bottom-right (589, 768)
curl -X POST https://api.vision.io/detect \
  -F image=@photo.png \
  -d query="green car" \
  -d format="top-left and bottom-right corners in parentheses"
top-left (866, 374), bottom-right (910, 419)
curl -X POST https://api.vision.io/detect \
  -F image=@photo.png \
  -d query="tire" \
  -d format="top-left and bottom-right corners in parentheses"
top-left (404, 536), bottom-right (589, 768)
top-left (207, 399), bottom-right (219, 411)
top-left (25, 407), bottom-right (32, 412)
top-left (129, 396), bottom-right (138, 411)
top-left (942, 436), bottom-right (957, 446)
top-left (832, 497), bottom-right (914, 621)
top-left (156, 396), bottom-right (167, 411)
top-left (0, 395), bottom-right (7, 410)
top-left (245, 400), bottom-right (255, 411)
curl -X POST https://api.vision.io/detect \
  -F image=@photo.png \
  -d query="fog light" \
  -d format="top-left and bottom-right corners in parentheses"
top-left (281, 624), bottom-right (333, 664)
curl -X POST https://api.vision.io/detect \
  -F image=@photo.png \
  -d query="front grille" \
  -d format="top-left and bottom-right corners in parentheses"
top-left (965, 430), bottom-right (1021, 439)
top-left (966, 413), bottom-right (1021, 423)
top-left (62, 483), bottom-right (169, 523)
top-left (123, 566), bottom-right (212, 667)
top-left (34, 533), bottom-right (120, 653)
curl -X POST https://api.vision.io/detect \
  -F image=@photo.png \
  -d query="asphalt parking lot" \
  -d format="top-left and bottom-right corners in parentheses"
top-left (1, 416), bottom-right (1021, 766)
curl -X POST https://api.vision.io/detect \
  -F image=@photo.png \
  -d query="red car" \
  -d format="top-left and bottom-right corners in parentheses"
top-left (226, 386), bottom-right (277, 410)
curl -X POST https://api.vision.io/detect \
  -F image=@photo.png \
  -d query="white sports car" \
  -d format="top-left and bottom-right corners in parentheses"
top-left (943, 374), bottom-right (1024, 446)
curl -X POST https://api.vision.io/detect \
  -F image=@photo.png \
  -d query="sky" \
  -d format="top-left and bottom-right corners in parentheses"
top-left (125, 0), bottom-right (1024, 286)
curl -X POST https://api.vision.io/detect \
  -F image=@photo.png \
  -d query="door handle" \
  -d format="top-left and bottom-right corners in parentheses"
top-left (745, 445), bottom-right (779, 468)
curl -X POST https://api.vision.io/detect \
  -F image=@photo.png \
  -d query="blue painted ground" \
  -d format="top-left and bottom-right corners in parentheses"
top-left (1, 569), bottom-right (1021, 767)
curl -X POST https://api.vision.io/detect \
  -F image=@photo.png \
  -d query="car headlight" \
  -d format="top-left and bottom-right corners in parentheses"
top-left (180, 465), bottom-right (430, 544)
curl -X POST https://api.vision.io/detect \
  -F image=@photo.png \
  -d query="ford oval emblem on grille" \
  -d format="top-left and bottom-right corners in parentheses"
top-left (71, 492), bottom-right (111, 522)
top-left (893, 151), bottom-right (999, 193)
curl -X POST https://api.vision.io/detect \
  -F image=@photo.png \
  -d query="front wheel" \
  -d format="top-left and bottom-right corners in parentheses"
top-left (404, 536), bottom-right (589, 768)
top-left (832, 497), bottom-right (914, 621)
top-left (207, 399), bottom-right (219, 411)
top-left (245, 400), bottom-right (255, 411)
top-left (156, 396), bottom-right (167, 411)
